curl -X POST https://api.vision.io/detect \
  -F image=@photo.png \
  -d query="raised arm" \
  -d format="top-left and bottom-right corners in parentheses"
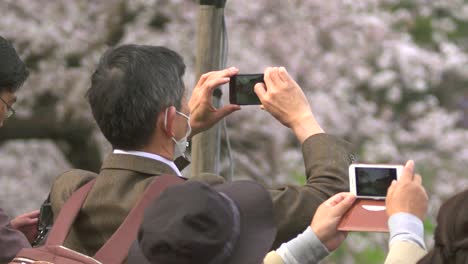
top-left (255, 67), bottom-right (354, 247)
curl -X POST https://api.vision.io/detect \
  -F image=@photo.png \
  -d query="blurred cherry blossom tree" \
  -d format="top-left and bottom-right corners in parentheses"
top-left (0, 0), bottom-right (467, 262)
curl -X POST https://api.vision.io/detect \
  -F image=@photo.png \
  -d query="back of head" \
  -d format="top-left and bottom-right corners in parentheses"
top-left (0, 36), bottom-right (29, 92)
top-left (418, 189), bottom-right (468, 264)
top-left (87, 44), bottom-right (186, 150)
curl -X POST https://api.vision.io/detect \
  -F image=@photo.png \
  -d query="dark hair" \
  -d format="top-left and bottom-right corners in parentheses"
top-left (86, 44), bottom-right (186, 150)
top-left (0, 36), bottom-right (29, 93)
top-left (418, 189), bottom-right (468, 264)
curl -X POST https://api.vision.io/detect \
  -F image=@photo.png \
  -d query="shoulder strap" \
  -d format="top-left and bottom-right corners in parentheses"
top-left (46, 179), bottom-right (96, 245)
top-left (94, 174), bottom-right (184, 263)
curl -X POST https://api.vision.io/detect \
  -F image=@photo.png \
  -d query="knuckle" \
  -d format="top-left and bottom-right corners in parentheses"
top-left (201, 72), bottom-right (212, 78)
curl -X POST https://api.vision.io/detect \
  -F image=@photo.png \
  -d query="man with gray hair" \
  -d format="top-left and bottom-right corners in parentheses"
top-left (49, 44), bottom-right (354, 256)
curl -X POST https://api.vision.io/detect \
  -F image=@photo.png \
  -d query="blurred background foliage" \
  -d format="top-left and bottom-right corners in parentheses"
top-left (0, 0), bottom-right (467, 262)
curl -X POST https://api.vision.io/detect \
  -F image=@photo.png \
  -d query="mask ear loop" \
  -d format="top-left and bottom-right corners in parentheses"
top-left (165, 108), bottom-right (192, 140)
top-left (175, 110), bottom-right (192, 138)
top-left (175, 111), bottom-right (190, 120)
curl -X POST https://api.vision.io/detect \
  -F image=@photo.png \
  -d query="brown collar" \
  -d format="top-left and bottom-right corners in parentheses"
top-left (101, 153), bottom-right (178, 176)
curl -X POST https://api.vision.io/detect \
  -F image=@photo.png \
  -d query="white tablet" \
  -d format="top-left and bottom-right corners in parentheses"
top-left (349, 164), bottom-right (403, 200)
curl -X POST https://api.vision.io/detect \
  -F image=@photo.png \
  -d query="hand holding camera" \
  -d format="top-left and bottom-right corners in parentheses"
top-left (253, 67), bottom-right (311, 126)
top-left (189, 67), bottom-right (241, 136)
top-left (311, 192), bottom-right (356, 251)
top-left (253, 67), bottom-right (324, 143)
top-left (228, 67), bottom-right (325, 142)
top-left (385, 160), bottom-right (428, 221)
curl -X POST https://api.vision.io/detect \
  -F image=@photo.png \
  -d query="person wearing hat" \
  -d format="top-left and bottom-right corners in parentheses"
top-left (127, 180), bottom-right (277, 264)
top-left (127, 181), bottom-right (358, 264)
top-left (0, 35), bottom-right (40, 262)
top-left (126, 157), bottom-right (462, 264)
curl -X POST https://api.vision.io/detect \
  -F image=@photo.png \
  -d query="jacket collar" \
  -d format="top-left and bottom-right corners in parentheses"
top-left (101, 153), bottom-right (178, 176)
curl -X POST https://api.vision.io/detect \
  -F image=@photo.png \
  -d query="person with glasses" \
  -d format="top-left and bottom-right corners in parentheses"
top-left (0, 36), bottom-right (25, 126)
top-left (0, 35), bottom-right (40, 263)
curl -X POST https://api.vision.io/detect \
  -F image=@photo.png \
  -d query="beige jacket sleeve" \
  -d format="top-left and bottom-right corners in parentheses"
top-left (263, 251), bottom-right (285, 264)
top-left (384, 240), bottom-right (427, 264)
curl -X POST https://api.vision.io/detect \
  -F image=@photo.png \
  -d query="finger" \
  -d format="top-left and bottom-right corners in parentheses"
top-left (254, 82), bottom-right (268, 101)
top-left (326, 192), bottom-right (350, 206)
top-left (205, 67), bottom-right (239, 85)
top-left (24, 218), bottom-right (39, 226)
top-left (387, 180), bottom-right (397, 197)
top-left (259, 105), bottom-right (265, 110)
top-left (331, 193), bottom-right (356, 216)
top-left (22, 210), bottom-right (40, 218)
top-left (414, 174), bottom-right (422, 185)
top-left (278, 67), bottom-right (290, 82)
top-left (263, 67), bottom-right (275, 91)
top-left (400, 160), bottom-right (415, 182)
top-left (204, 67), bottom-right (239, 84)
top-left (196, 67), bottom-right (238, 88)
top-left (422, 187), bottom-right (429, 201)
top-left (196, 71), bottom-right (214, 88)
top-left (13, 217), bottom-right (38, 227)
top-left (226, 67), bottom-right (239, 76)
top-left (215, 104), bottom-right (241, 119)
top-left (203, 78), bottom-right (230, 94)
top-left (269, 67), bottom-right (282, 85)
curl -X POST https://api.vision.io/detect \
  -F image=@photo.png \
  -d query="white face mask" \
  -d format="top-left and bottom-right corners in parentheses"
top-left (165, 108), bottom-right (192, 158)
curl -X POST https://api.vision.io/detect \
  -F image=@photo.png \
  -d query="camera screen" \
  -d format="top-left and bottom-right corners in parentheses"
top-left (230, 74), bottom-right (263, 105)
top-left (355, 167), bottom-right (397, 197)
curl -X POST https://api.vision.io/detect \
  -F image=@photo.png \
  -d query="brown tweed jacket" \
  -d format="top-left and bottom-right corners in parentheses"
top-left (49, 133), bottom-right (353, 256)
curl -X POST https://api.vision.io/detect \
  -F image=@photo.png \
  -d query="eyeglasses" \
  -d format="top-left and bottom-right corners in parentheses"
top-left (0, 96), bottom-right (15, 119)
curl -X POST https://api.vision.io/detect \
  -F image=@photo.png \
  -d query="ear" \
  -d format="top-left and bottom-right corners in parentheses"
top-left (159, 106), bottom-right (177, 137)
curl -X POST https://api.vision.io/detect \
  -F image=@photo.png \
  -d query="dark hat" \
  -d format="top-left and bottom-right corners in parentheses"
top-left (127, 180), bottom-right (276, 264)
